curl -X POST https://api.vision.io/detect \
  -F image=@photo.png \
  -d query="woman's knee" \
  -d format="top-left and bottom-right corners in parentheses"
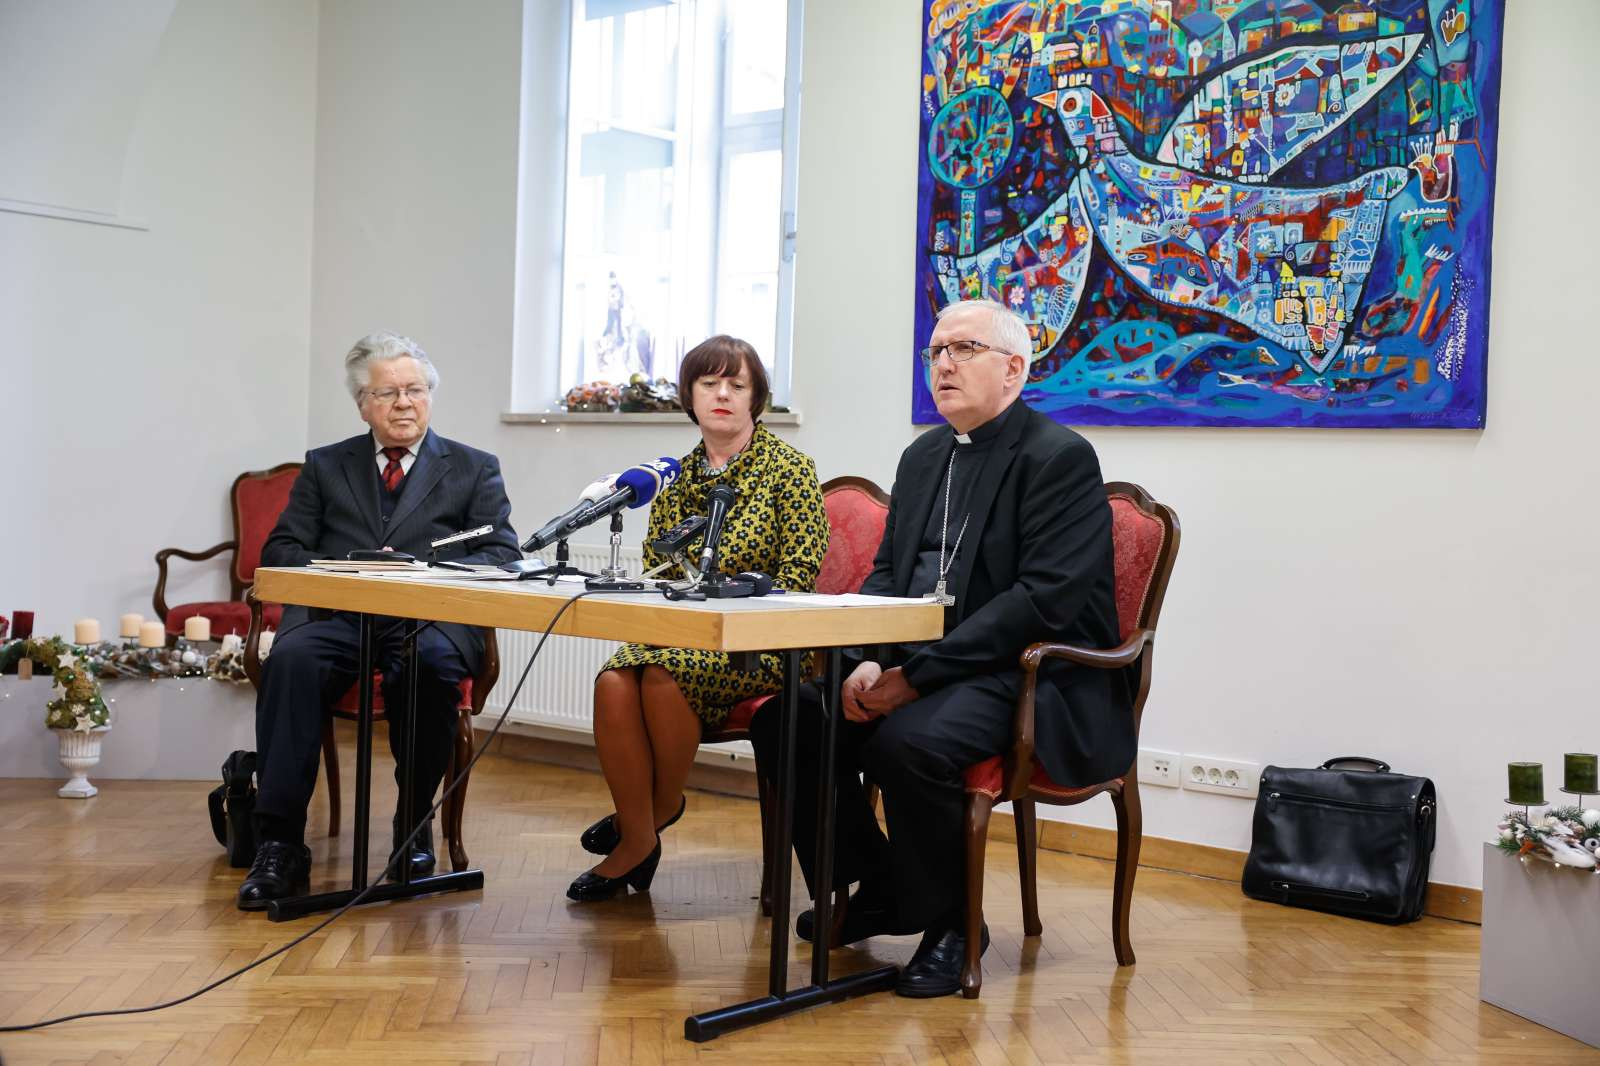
top-left (593, 668), bottom-right (640, 721)
top-left (638, 665), bottom-right (684, 703)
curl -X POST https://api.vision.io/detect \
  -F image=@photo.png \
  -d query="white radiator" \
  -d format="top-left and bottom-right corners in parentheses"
top-left (488, 543), bottom-right (637, 728)
top-left (482, 543), bottom-right (755, 768)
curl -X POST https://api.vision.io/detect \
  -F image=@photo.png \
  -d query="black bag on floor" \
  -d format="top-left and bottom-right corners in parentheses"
top-left (208, 750), bottom-right (257, 868)
top-left (1243, 756), bottom-right (1436, 924)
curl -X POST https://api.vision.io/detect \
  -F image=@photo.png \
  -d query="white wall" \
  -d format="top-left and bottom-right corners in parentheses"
top-left (0, 0), bottom-right (318, 637)
top-left (304, 0), bottom-right (1598, 890)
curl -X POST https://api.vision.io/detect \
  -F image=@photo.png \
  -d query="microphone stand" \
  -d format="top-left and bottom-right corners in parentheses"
top-left (540, 538), bottom-right (596, 585)
top-left (501, 537), bottom-right (596, 583)
top-left (586, 512), bottom-right (647, 592)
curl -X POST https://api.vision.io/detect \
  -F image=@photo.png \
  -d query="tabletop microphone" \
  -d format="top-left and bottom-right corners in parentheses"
top-left (697, 484), bottom-right (737, 576)
top-left (585, 457), bottom-right (681, 518)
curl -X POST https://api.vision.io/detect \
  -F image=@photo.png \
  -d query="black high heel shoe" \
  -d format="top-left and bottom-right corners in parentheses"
top-left (567, 838), bottom-right (663, 902)
top-left (580, 796), bottom-right (686, 855)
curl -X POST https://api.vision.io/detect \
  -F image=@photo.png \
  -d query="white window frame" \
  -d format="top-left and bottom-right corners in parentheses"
top-left (511, 0), bottom-right (802, 413)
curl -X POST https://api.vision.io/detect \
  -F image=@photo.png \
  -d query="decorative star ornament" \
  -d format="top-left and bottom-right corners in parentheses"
top-left (55, 650), bottom-right (79, 674)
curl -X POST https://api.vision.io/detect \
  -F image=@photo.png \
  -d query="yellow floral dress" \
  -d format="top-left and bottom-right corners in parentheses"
top-left (600, 423), bottom-right (829, 726)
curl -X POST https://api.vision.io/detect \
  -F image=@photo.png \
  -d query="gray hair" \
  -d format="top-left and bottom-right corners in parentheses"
top-left (936, 299), bottom-right (1034, 361)
top-left (344, 331), bottom-right (440, 401)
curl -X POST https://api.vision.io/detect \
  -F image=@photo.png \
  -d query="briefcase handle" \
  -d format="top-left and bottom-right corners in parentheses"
top-left (1320, 756), bottom-right (1391, 774)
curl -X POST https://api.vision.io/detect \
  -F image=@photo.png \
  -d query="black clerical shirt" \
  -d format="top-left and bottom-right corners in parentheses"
top-left (907, 399), bottom-right (1025, 598)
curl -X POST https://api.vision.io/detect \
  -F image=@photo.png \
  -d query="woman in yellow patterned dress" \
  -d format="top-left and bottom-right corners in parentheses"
top-left (567, 336), bottom-right (830, 901)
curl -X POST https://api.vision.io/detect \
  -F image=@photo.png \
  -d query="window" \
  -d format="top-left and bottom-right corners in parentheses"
top-left (555, 0), bottom-right (800, 400)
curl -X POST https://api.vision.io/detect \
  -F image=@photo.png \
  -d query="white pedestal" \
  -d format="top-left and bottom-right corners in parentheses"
top-left (1480, 842), bottom-right (1600, 1049)
top-left (0, 675), bottom-right (256, 781)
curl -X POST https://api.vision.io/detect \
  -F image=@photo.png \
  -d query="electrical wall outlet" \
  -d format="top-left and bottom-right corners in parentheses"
top-left (1137, 748), bottom-right (1180, 788)
top-left (1180, 755), bottom-right (1261, 798)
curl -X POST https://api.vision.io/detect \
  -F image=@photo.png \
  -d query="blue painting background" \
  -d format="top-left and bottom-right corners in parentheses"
top-left (912, 0), bottom-right (1504, 429)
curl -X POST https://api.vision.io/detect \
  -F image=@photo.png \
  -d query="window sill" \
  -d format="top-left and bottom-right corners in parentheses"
top-left (501, 410), bottom-right (803, 426)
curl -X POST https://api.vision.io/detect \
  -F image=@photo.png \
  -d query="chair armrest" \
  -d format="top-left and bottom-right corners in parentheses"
top-left (243, 587), bottom-right (267, 690)
top-left (1020, 630), bottom-right (1153, 672)
top-left (152, 540), bottom-right (238, 621)
top-left (1002, 631), bottom-right (1154, 798)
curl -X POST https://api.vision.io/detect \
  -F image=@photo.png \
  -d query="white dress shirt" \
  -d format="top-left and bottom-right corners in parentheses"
top-left (374, 439), bottom-right (418, 477)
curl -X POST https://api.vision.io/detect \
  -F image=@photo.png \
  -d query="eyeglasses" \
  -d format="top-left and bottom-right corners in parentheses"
top-left (364, 385), bottom-right (432, 405)
top-left (919, 339), bottom-right (1010, 366)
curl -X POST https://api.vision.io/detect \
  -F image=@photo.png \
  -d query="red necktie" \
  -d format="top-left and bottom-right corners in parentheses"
top-left (380, 446), bottom-right (408, 493)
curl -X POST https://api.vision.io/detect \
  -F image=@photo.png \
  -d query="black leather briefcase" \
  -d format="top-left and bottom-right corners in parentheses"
top-left (207, 750), bottom-right (258, 868)
top-left (1242, 756), bottom-right (1436, 924)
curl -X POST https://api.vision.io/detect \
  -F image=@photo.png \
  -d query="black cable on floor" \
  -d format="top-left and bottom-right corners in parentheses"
top-left (0, 588), bottom-right (597, 1034)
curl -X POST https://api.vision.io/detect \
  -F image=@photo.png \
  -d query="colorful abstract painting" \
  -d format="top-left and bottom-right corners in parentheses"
top-left (913, 0), bottom-right (1503, 428)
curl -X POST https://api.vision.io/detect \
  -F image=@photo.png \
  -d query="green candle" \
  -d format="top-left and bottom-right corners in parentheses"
top-left (1564, 753), bottom-right (1598, 794)
top-left (1508, 762), bottom-right (1544, 805)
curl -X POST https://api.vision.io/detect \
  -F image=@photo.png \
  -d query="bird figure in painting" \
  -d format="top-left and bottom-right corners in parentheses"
top-left (1052, 82), bottom-right (1408, 374)
top-left (934, 35), bottom-right (1425, 377)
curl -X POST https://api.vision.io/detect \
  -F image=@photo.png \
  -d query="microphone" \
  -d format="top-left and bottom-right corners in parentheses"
top-left (520, 473), bottom-right (620, 552)
top-left (697, 484), bottom-right (737, 575)
top-left (520, 459), bottom-right (680, 552)
top-left (585, 457), bottom-right (680, 518)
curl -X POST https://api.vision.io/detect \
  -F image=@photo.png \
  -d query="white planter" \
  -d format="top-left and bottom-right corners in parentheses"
top-left (1480, 842), bottom-right (1600, 1048)
top-left (52, 726), bottom-right (110, 798)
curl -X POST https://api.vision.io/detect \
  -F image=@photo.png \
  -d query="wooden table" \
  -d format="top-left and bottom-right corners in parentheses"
top-left (252, 566), bottom-right (943, 1040)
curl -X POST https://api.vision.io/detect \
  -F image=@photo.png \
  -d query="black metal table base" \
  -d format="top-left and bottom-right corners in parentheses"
top-left (684, 964), bottom-right (899, 1042)
top-left (264, 613), bottom-right (484, 922)
top-left (267, 869), bottom-right (485, 922)
top-left (683, 646), bottom-right (898, 1040)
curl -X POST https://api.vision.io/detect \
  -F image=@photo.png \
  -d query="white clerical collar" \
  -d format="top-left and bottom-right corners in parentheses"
top-left (954, 432), bottom-right (973, 444)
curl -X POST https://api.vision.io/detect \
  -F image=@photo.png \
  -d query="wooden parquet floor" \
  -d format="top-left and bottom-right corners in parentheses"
top-left (1, 747), bottom-right (1594, 1066)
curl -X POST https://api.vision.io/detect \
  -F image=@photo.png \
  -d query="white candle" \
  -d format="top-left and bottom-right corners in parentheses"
top-left (183, 616), bottom-right (211, 642)
top-left (73, 619), bottom-right (101, 645)
top-left (219, 633), bottom-right (243, 655)
top-left (119, 613), bottom-right (144, 638)
top-left (257, 630), bottom-right (275, 656)
top-left (138, 621), bottom-right (166, 649)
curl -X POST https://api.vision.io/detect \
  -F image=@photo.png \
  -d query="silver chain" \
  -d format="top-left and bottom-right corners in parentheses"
top-left (939, 448), bottom-right (970, 587)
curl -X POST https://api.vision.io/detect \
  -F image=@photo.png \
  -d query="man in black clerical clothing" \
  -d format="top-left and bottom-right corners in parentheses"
top-left (749, 299), bottom-right (1131, 996)
top-left (237, 331), bottom-right (520, 909)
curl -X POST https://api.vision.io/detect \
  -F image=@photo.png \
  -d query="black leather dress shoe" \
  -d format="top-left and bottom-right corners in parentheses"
top-left (580, 796), bottom-right (686, 856)
top-left (237, 840), bottom-right (311, 910)
top-left (796, 887), bottom-right (917, 946)
top-left (895, 923), bottom-right (989, 998)
top-left (389, 813), bottom-right (436, 881)
top-left (567, 838), bottom-right (663, 902)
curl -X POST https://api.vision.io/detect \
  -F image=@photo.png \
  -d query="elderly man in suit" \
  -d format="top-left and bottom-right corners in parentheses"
top-left (238, 332), bottom-right (520, 909)
top-left (750, 299), bottom-right (1131, 996)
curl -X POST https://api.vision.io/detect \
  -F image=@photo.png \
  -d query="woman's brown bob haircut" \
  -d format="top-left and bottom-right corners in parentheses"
top-left (678, 335), bottom-right (770, 425)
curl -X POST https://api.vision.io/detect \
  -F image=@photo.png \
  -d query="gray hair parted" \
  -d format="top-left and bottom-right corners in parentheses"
top-left (935, 298), bottom-right (1034, 362)
top-left (344, 331), bottom-right (440, 401)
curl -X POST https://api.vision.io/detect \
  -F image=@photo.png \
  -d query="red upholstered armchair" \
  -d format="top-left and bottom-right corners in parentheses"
top-left (701, 475), bottom-right (891, 915)
top-left (153, 463), bottom-right (301, 639)
top-left (958, 482), bottom-right (1180, 997)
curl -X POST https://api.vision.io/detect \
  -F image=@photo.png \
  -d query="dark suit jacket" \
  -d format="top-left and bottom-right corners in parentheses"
top-left (862, 401), bottom-right (1134, 787)
top-left (261, 429), bottom-right (521, 665)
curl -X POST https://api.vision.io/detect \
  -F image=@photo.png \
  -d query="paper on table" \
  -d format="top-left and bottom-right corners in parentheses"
top-left (309, 559), bottom-right (426, 572)
top-left (366, 566), bottom-right (524, 582)
top-left (767, 592), bottom-right (932, 608)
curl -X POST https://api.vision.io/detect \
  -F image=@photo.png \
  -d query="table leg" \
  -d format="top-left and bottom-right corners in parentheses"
top-left (266, 614), bottom-right (484, 922)
top-left (682, 648), bottom-right (897, 1041)
top-left (351, 612), bottom-right (375, 889)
